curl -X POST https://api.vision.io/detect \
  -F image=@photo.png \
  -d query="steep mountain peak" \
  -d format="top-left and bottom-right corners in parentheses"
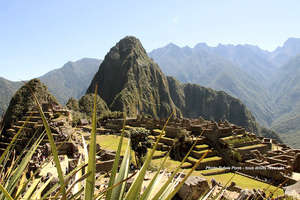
top-left (86, 36), bottom-right (178, 118)
top-left (271, 37), bottom-right (300, 66)
top-left (112, 36), bottom-right (147, 58)
top-left (165, 42), bottom-right (180, 49)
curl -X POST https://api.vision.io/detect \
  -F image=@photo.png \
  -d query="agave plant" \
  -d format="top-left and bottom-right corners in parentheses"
top-left (0, 82), bottom-right (209, 200)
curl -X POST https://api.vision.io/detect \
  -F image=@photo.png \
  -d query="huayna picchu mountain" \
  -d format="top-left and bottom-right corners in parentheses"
top-left (86, 36), bottom-right (179, 118)
top-left (85, 36), bottom-right (279, 140)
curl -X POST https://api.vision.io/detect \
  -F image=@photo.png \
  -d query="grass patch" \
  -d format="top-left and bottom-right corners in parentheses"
top-left (150, 157), bottom-right (182, 171)
top-left (96, 135), bottom-right (129, 155)
top-left (221, 135), bottom-right (257, 147)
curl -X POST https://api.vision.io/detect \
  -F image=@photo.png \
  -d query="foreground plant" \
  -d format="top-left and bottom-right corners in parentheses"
top-left (0, 81), bottom-right (210, 200)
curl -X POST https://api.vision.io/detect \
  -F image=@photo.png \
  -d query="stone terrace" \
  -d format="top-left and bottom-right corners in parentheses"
top-left (94, 115), bottom-right (299, 184)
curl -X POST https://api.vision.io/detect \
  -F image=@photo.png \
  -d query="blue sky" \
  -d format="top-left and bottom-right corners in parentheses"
top-left (1, 0), bottom-right (300, 81)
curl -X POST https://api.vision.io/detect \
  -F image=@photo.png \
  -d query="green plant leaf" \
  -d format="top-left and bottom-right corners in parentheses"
top-left (28, 85), bottom-right (67, 199)
top-left (0, 183), bottom-right (13, 200)
top-left (105, 113), bottom-right (127, 200)
top-left (0, 115), bottom-right (31, 167)
top-left (23, 177), bottom-right (41, 200)
top-left (140, 151), bottom-right (170, 200)
top-left (111, 138), bottom-right (131, 200)
top-left (40, 162), bottom-right (88, 200)
top-left (4, 130), bottom-right (45, 198)
top-left (84, 85), bottom-right (98, 200)
top-left (150, 135), bottom-right (200, 200)
top-left (164, 151), bottom-right (209, 200)
top-left (124, 111), bottom-right (174, 200)
top-left (32, 177), bottom-right (54, 200)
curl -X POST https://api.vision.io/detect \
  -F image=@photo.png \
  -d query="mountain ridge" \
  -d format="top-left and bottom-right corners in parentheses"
top-left (85, 36), bottom-right (279, 141)
top-left (149, 37), bottom-right (300, 147)
top-left (0, 58), bottom-right (101, 116)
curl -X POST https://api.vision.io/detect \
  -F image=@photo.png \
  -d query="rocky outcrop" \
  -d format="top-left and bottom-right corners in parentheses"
top-left (178, 176), bottom-right (210, 200)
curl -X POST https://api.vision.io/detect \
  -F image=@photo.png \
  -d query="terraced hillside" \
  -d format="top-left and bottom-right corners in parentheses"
top-left (89, 114), bottom-right (299, 186)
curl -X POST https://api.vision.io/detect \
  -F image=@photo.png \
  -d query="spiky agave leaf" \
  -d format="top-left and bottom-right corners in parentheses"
top-left (32, 177), bottom-right (54, 200)
top-left (139, 151), bottom-right (170, 200)
top-left (105, 112), bottom-right (127, 200)
top-left (150, 135), bottom-right (201, 200)
top-left (164, 151), bottom-right (209, 200)
top-left (124, 111), bottom-right (174, 200)
top-left (84, 85), bottom-right (98, 200)
top-left (22, 177), bottom-right (41, 200)
top-left (0, 114), bottom-right (31, 168)
top-left (212, 173), bottom-right (235, 200)
top-left (4, 132), bottom-right (45, 198)
top-left (27, 83), bottom-right (67, 200)
top-left (0, 183), bottom-right (13, 200)
top-left (111, 137), bottom-right (131, 200)
top-left (40, 162), bottom-right (88, 200)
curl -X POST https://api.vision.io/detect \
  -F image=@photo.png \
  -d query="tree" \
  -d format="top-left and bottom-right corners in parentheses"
top-left (129, 127), bottom-right (151, 167)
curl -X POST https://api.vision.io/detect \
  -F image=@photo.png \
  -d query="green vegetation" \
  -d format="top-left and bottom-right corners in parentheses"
top-left (129, 127), bottom-right (151, 167)
top-left (96, 135), bottom-right (129, 155)
top-left (3, 38), bottom-right (300, 147)
top-left (200, 168), bottom-right (228, 175)
top-left (221, 135), bottom-right (257, 147)
top-left (78, 93), bottom-right (110, 117)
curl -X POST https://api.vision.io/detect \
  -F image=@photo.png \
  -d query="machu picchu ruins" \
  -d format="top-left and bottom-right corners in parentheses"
top-left (1, 35), bottom-right (300, 200)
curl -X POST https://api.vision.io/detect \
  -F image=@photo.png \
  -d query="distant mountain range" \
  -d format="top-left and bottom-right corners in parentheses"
top-left (1, 37), bottom-right (300, 146)
top-left (85, 36), bottom-right (264, 139)
top-left (0, 58), bottom-right (100, 116)
top-left (149, 37), bottom-right (300, 147)
top-left (40, 58), bottom-right (101, 104)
